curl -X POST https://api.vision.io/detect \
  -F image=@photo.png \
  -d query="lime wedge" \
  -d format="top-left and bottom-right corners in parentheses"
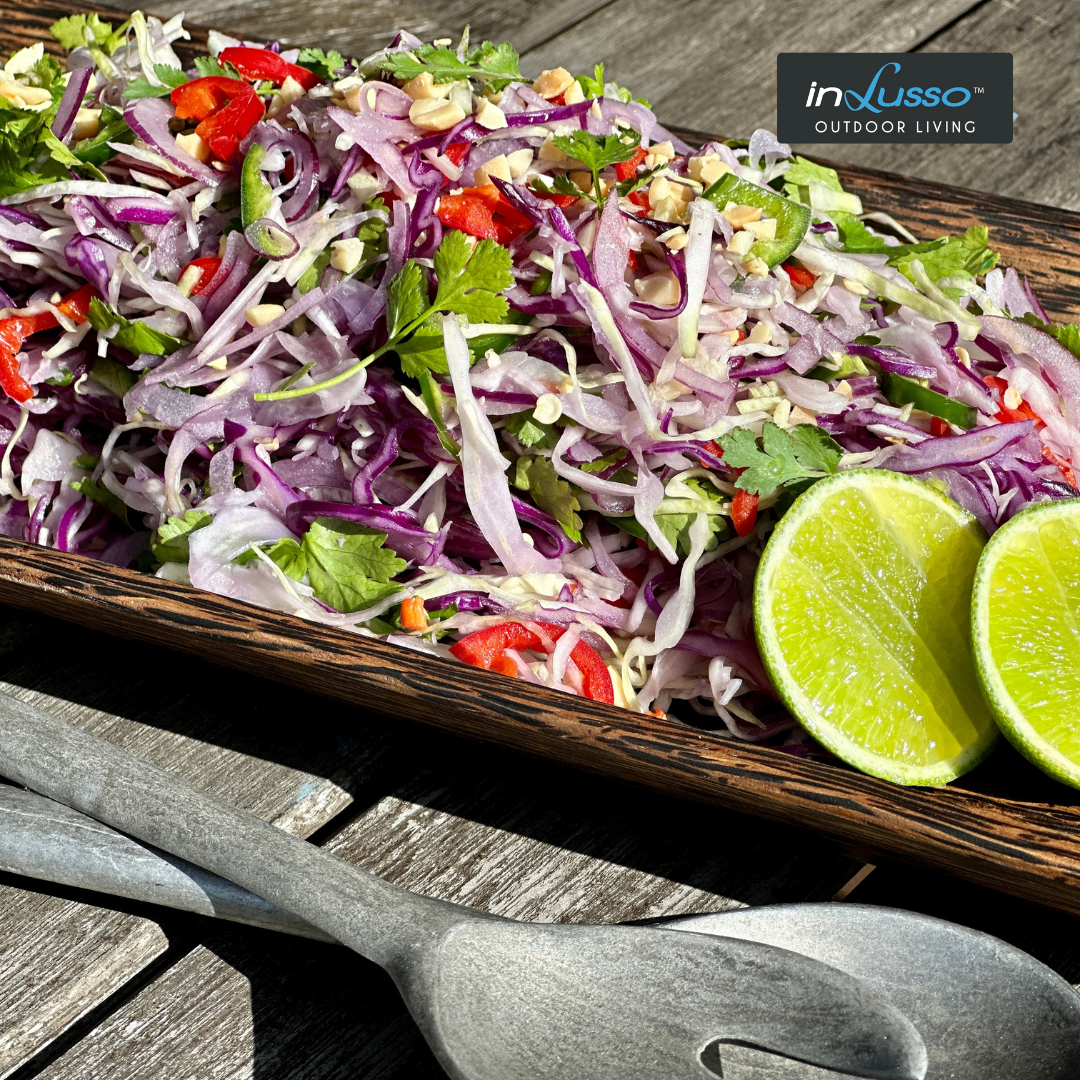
top-left (972, 498), bottom-right (1080, 789)
top-left (754, 469), bottom-right (998, 785)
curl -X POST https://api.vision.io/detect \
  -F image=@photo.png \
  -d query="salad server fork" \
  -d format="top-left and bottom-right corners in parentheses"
top-left (3, 783), bottom-right (1078, 1078)
top-left (0, 690), bottom-right (927, 1080)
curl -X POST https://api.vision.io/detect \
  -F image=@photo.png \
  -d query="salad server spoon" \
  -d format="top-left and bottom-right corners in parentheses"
top-left (0, 691), bottom-right (927, 1080)
top-left (2, 783), bottom-right (1077, 1078)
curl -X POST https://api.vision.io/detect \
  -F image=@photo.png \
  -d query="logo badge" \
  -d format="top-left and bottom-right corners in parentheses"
top-left (777, 53), bottom-right (1013, 143)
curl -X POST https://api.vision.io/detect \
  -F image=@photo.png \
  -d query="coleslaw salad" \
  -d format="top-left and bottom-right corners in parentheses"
top-left (0, 14), bottom-right (1076, 754)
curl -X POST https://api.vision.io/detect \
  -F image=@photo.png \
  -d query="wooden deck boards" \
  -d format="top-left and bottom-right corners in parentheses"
top-left (1, 1), bottom-right (1080, 1076)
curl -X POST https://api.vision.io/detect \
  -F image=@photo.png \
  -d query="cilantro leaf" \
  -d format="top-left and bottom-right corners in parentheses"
top-left (432, 230), bottom-right (513, 323)
top-left (153, 510), bottom-right (212, 563)
top-left (385, 260), bottom-right (428, 339)
top-left (551, 129), bottom-right (640, 174)
top-left (90, 355), bottom-right (137, 398)
top-left (575, 63), bottom-right (606, 99)
top-left (122, 64), bottom-right (189, 100)
top-left (719, 422), bottom-right (843, 498)
top-left (506, 409), bottom-right (558, 450)
top-left (194, 56), bottom-right (241, 79)
top-left (71, 477), bottom-right (130, 528)
top-left (266, 517), bottom-right (407, 613)
top-left (512, 456), bottom-right (582, 542)
top-left (788, 424), bottom-right (844, 474)
top-left (296, 47), bottom-right (345, 82)
top-left (1021, 313), bottom-right (1080, 360)
top-left (382, 40), bottom-right (520, 90)
top-left (87, 298), bottom-right (185, 356)
top-left (395, 322), bottom-right (447, 379)
top-left (296, 248), bottom-right (332, 294)
top-left (573, 62), bottom-right (648, 106)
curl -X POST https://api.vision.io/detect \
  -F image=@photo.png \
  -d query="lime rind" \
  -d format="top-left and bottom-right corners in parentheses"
top-left (972, 497), bottom-right (1080, 791)
top-left (754, 469), bottom-right (998, 786)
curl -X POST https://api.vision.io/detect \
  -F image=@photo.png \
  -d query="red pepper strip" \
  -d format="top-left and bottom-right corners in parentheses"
top-left (179, 256), bottom-right (223, 297)
top-left (443, 141), bottom-right (470, 167)
top-left (781, 262), bottom-right (817, 290)
top-left (614, 145), bottom-right (647, 182)
top-left (1042, 445), bottom-right (1078, 489)
top-left (930, 417), bottom-right (952, 437)
top-left (627, 188), bottom-right (650, 211)
top-left (218, 46), bottom-right (321, 91)
top-left (731, 489), bottom-right (758, 537)
top-left (171, 77), bottom-right (265, 162)
top-left (627, 250), bottom-right (640, 271)
top-left (436, 184), bottom-right (535, 245)
top-left (983, 375), bottom-right (1044, 427)
top-left (450, 621), bottom-right (614, 703)
top-left (0, 284), bottom-right (97, 403)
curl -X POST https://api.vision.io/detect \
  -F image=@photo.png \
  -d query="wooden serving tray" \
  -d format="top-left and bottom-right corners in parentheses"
top-left (4, 1), bottom-right (1080, 917)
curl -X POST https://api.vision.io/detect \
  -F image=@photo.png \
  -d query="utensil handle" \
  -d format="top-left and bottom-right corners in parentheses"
top-left (0, 691), bottom-right (461, 966)
top-left (0, 785), bottom-right (334, 941)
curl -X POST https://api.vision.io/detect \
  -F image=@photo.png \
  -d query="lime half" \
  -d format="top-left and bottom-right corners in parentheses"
top-left (972, 498), bottom-right (1080, 790)
top-left (754, 469), bottom-right (998, 786)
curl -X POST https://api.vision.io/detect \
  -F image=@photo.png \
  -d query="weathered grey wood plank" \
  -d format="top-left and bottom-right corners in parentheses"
top-left (325, 736), bottom-right (860, 924)
top-left (0, 613), bottom-right (395, 838)
top-left (0, 882), bottom-right (168, 1079)
top-left (34, 929), bottom-right (442, 1080)
top-left (96, 0), bottom-right (613, 62)
top-left (521, 0), bottom-right (981, 138)
top-left (801, 0), bottom-right (1080, 211)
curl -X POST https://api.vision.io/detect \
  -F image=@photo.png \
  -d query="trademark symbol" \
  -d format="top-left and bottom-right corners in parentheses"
top-left (974, 87), bottom-right (984, 93)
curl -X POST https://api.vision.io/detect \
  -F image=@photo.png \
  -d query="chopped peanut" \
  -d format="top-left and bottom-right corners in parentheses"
top-left (563, 79), bottom-right (585, 105)
top-left (687, 153), bottom-right (733, 186)
top-left (245, 304), bottom-right (285, 328)
top-left (408, 97), bottom-right (466, 132)
top-left (743, 218), bottom-right (777, 241)
top-left (474, 154), bottom-right (511, 185)
top-left (842, 277), bottom-right (870, 296)
top-left (533, 393), bottom-right (563, 424)
top-left (401, 72), bottom-right (452, 100)
top-left (532, 67), bottom-right (575, 100)
top-left (634, 271), bottom-right (681, 307)
top-left (747, 321), bottom-right (772, 344)
top-left (726, 230), bottom-right (755, 256)
top-left (72, 108), bottom-right (100, 141)
top-left (474, 97), bottom-right (507, 129)
top-left (1003, 386), bottom-right (1023, 410)
top-left (330, 238), bottom-right (366, 274)
top-left (176, 132), bottom-right (213, 163)
top-left (347, 169), bottom-right (382, 203)
top-left (505, 149), bottom-right (534, 178)
top-left (721, 203), bottom-right (763, 228)
top-left (538, 136), bottom-right (569, 163)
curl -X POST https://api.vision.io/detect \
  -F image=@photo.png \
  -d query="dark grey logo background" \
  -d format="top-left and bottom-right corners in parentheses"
top-left (777, 53), bottom-right (1012, 143)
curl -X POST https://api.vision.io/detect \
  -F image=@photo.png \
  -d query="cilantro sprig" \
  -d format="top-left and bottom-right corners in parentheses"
top-left (256, 518), bottom-right (407, 613)
top-left (296, 47), bottom-right (346, 82)
top-left (255, 229), bottom-right (514, 401)
top-left (381, 40), bottom-right (520, 91)
top-left (549, 128), bottom-right (641, 209)
top-left (718, 422), bottom-right (844, 498)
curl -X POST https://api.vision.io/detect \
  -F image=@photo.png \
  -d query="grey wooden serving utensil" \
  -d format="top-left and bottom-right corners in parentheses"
top-left (3, 784), bottom-right (1079, 1079)
top-left (0, 691), bottom-right (927, 1080)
